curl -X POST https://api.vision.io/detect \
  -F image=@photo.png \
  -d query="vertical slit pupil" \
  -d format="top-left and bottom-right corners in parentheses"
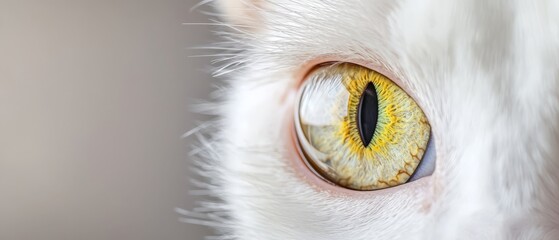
top-left (357, 82), bottom-right (379, 147)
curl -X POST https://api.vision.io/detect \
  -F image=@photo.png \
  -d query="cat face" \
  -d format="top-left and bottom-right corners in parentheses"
top-left (196, 0), bottom-right (559, 239)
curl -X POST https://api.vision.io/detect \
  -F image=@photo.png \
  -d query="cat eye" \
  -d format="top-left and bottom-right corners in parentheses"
top-left (294, 63), bottom-right (432, 191)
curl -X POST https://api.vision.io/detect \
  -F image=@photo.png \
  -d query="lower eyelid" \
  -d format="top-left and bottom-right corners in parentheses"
top-left (283, 104), bottom-right (432, 198)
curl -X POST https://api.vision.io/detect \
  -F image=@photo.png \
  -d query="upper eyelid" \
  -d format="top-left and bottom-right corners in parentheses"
top-left (293, 56), bottom-right (431, 117)
top-left (293, 55), bottom-right (411, 96)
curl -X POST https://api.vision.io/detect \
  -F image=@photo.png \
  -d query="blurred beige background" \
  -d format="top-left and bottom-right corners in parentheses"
top-left (0, 1), bottom-right (214, 239)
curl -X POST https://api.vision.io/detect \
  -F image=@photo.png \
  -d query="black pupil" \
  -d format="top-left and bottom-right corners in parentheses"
top-left (357, 82), bottom-right (379, 147)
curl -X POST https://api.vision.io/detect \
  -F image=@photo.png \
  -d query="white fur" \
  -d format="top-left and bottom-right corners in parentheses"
top-left (189, 0), bottom-right (559, 239)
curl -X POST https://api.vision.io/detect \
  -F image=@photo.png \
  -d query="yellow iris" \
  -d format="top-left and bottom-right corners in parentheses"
top-left (296, 63), bottom-right (430, 190)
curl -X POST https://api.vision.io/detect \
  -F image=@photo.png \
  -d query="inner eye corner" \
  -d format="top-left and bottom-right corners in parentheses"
top-left (293, 62), bottom-right (435, 191)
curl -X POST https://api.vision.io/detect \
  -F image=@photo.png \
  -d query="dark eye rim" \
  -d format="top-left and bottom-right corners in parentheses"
top-left (288, 115), bottom-right (435, 196)
top-left (290, 60), bottom-right (437, 193)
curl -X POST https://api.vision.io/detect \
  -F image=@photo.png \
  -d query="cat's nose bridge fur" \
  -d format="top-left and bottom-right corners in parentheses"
top-left (430, 67), bottom-right (559, 237)
top-left (434, 81), bottom-right (559, 238)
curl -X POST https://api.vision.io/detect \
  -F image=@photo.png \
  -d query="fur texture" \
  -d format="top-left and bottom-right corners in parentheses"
top-left (187, 0), bottom-right (559, 239)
